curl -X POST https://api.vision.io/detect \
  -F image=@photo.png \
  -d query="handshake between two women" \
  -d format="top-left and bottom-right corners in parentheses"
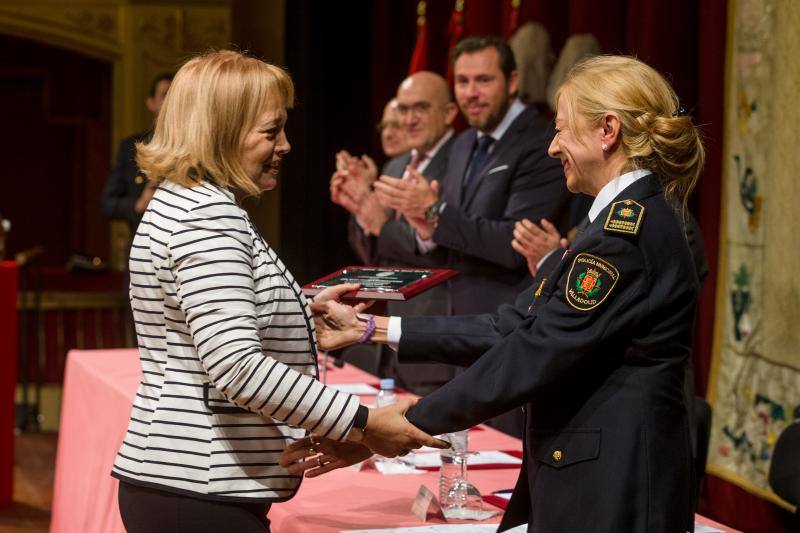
top-left (279, 283), bottom-right (448, 478)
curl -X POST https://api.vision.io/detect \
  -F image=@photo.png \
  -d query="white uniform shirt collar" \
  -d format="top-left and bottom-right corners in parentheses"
top-left (476, 98), bottom-right (525, 144)
top-left (588, 169), bottom-right (652, 222)
top-left (410, 128), bottom-right (454, 173)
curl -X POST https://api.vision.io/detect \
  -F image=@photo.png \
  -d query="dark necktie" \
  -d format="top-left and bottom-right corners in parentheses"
top-left (462, 135), bottom-right (495, 193)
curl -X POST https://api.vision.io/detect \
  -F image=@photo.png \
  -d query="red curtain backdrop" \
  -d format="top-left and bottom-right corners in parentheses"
top-left (370, 0), bottom-right (793, 531)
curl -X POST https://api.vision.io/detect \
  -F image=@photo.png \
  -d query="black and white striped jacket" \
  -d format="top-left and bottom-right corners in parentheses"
top-left (111, 181), bottom-right (360, 502)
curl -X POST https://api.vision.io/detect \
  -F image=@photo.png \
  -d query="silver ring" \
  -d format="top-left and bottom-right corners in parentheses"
top-left (317, 456), bottom-right (324, 467)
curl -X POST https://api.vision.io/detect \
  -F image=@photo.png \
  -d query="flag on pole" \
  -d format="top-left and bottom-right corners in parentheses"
top-left (445, 0), bottom-right (465, 82)
top-left (506, 0), bottom-right (522, 38)
top-left (408, 1), bottom-right (428, 74)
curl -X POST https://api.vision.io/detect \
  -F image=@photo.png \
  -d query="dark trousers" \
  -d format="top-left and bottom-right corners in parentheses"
top-left (118, 481), bottom-right (271, 532)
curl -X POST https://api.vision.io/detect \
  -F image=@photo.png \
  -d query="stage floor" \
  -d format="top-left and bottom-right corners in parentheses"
top-left (0, 432), bottom-right (56, 532)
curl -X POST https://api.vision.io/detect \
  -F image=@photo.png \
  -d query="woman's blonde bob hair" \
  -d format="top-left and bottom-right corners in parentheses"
top-left (137, 50), bottom-right (294, 197)
top-left (555, 55), bottom-right (704, 207)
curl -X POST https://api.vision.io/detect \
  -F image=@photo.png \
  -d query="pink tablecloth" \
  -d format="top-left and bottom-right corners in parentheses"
top-left (50, 350), bottom-right (140, 532)
top-left (51, 349), bottom-right (741, 532)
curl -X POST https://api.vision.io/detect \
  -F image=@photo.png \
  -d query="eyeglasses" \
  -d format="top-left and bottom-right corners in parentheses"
top-left (376, 121), bottom-right (402, 134)
top-left (395, 101), bottom-right (432, 117)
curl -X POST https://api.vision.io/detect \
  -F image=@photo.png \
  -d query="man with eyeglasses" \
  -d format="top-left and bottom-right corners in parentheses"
top-left (334, 100), bottom-right (409, 266)
top-left (331, 71), bottom-right (459, 393)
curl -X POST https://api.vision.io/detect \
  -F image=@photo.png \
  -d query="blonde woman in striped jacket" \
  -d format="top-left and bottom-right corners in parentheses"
top-left (111, 50), bottom-right (445, 532)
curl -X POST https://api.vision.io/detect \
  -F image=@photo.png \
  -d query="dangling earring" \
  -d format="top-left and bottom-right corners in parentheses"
top-left (601, 143), bottom-right (608, 152)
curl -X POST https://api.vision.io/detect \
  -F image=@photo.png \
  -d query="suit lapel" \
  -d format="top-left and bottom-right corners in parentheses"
top-left (385, 153), bottom-right (411, 178)
top-left (422, 135), bottom-right (453, 183)
top-left (461, 106), bottom-right (537, 210)
top-left (444, 131), bottom-right (476, 208)
top-left (384, 153), bottom-right (411, 219)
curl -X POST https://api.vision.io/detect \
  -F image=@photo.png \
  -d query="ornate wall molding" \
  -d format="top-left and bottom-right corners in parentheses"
top-left (0, 0), bottom-right (231, 270)
top-left (0, 3), bottom-right (122, 60)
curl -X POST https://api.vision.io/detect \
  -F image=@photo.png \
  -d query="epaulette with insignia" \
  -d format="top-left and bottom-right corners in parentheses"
top-left (604, 199), bottom-right (645, 236)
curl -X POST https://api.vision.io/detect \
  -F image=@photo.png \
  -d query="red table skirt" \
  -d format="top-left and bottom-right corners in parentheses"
top-left (0, 261), bottom-right (19, 508)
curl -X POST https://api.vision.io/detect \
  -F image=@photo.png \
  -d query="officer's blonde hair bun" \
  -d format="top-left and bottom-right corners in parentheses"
top-left (555, 55), bottom-right (705, 208)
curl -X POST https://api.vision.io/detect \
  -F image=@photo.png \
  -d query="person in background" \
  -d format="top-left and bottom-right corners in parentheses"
top-left (508, 22), bottom-right (554, 109)
top-left (100, 73), bottom-right (172, 343)
top-left (378, 98), bottom-right (410, 159)
top-left (111, 50), bottom-right (444, 533)
top-left (294, 54), bottom-right (705, 533)
top-left (373, 36), bottom-right (570, 318)
top-left (331, 73), bottom-right (459, 393)
top-left (373, 35), bottom-right (571, 437)
top-left (101, 73), bottom-right (173, 231)
top-left (333, 99), bottom-right (408, 266)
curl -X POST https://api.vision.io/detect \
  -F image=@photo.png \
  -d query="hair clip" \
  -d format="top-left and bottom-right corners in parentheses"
top-left (672, 106), bottom-right (686, 117)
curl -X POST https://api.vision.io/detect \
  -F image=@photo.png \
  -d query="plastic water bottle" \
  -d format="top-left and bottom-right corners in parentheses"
top-left (375, 378), bottom-right (397, 408)
top-left (439, 430), bottom-right (469, 515)
top-left (374, 379), bottom-right (399, 466)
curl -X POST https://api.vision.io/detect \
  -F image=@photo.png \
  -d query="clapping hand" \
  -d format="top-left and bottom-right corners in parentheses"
top-left (373, 168), bottom-right (438, 219)
top-left (330, 151), bottom-right (377, 215)
top-left (511, 218), bottom-right (567, 277)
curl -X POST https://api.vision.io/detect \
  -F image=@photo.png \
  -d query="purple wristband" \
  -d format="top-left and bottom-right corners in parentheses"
top-left (357, 314), bottom-right (376, 344)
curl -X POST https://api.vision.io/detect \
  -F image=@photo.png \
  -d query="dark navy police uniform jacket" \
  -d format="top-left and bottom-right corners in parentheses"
top-left (403, 174), bottom-right (698, 533)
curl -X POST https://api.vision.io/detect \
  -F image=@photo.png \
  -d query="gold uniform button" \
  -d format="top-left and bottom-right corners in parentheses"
top-left (135, 175), bottom-right (144, 184)
top-left (552, 450), bottom-right (563, 462)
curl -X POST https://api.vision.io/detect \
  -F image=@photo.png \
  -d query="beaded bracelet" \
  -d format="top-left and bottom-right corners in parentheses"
top-left (357, 314), bottom-right (376, 344)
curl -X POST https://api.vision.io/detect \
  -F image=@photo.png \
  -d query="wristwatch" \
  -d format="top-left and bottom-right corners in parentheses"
top-left (424, 199), bottom-right (446, 223)
top-left (348, 405), bottom-right (369, 442)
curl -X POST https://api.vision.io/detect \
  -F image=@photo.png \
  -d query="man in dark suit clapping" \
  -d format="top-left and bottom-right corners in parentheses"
top-left (375, 36), bottom-right (570, 318)
top-left (374, 37), bottom-right (571, 434)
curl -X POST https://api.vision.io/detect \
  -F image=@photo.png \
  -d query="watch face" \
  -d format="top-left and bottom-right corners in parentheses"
top-left (424, 201), bottom-right (439, 222)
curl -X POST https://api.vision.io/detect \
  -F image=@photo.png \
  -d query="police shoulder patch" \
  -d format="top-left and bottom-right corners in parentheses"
top-left (565, 253), bottom-right (620, 311)
top-left (604, 199), bottom-right (645, 235)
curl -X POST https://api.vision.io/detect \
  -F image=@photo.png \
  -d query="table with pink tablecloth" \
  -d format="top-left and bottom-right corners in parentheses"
top-left (51, 349), bottom-right (740, 532)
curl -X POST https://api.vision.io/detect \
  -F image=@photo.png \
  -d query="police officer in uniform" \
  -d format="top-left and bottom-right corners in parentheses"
top-left (100, 73), bottom-right (172, 233)
top-left (290, 55), bottom-right (705, 533)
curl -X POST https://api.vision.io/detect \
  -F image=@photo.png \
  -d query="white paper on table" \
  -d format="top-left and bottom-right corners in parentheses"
top-left (342, 525), bottom-right (508, 533)
top-left (442, 508), bottom-right (499, 521)
top-left (373, 460), bottom-right (426, 475)
top-left (693, 525), bottom-right (724, 533)
top-left (327, 383), bottom-right (379, 395)
top-left (401, 450), bottom-right (522, 469)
